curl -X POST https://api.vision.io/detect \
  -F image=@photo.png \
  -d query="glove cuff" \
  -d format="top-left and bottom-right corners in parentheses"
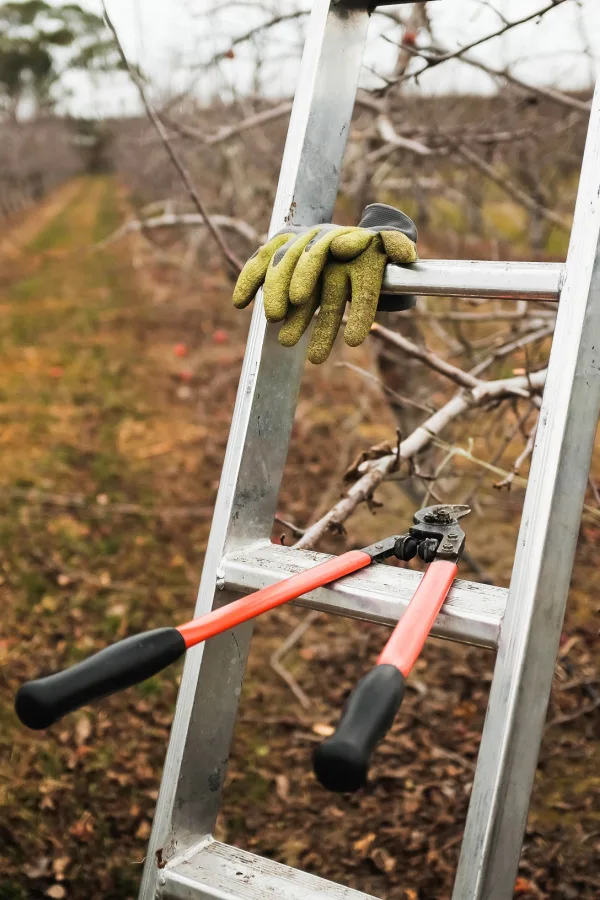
top-left (359, 203), bottom-right (418, 244)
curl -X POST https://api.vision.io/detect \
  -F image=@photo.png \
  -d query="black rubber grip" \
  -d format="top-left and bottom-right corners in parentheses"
top-left (15, 627), bottom-right (186, 730)
top-left (313, 664), bottom-right (405, 793)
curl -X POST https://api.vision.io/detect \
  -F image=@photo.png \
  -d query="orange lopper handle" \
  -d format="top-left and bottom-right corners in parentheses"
top-left (177, 549), bottom-right (372, 648)
top-left (377, 558), bottom-right (458, 675)
top-left (313, 558), bottom-right (459, 792)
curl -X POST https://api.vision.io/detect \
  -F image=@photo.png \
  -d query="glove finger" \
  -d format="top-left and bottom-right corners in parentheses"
top-left (277, 286), bottom-right (320, 348)
top-left (289, 226), bottom-right (353, 306)
top-left (232, 233), bottom-right (293, 309)
top-left (329, 229), bottom-right (374, 262)
top-left (380, 230), bottom-right (418, 265)
top-left (307, 264), bottom-right (349, 365)
top-left (344, 244), bottom-right (387, 347)
top-left (263, 227), bottom-right (321, 322)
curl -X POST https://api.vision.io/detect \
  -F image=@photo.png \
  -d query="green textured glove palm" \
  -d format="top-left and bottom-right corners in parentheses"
top-left (233, 204), bottom-right (418, 364)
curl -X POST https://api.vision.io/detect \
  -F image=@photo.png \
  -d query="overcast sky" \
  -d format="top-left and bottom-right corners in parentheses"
top-left (57, 0), bottom-right (600, 116)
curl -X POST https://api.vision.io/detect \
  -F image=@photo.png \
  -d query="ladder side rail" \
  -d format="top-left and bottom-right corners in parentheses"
top-left (139, 2), bottom-right (371, 896)
top-left (453, 77), bottom-right (600, 900)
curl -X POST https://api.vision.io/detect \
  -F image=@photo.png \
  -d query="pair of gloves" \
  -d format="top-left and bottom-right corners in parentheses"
top-left (233, 203), bottom-right (418, 365)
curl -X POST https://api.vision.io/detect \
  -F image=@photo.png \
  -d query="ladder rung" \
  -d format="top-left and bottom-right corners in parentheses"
top-left (162, 840), bottom-right (377, 900)
top-left (382, 259), bottom-right (563, 300)
top-left (220, 542), bottom-right (507, 649)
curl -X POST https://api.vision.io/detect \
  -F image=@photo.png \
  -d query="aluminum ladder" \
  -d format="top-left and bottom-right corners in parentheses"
top-left (139, 2), bottom-right (600, 897)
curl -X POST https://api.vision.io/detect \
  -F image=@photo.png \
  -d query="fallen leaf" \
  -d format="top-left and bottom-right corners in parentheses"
top-left (371, 847), bottom-right (396, 874)
top-left (312, 723), bottom-right (334, 737)
top-left (558, 635), bottom-right (579, 658)
top-left (46, 886), bottom-right (66, 899)
top-left (323, 805), bottom-right (344, 819)
top-left (74, 716), bottom-right (91, 746)
top-left (70, 812), bottom-right (95, 841)
top-left (108, 603), bottom-right (126, 617)
top-left (275, 774), bottom-right (290, 802)
top-left (37, 594), bottom-right (58, 612)
top-left (24, 857), bottom-right (50, 879)
top-left (514, 877), bottom-right (535, 894)
top-left (353, 833), bottom-right (376, 854)
top-left (135, 820), bottom-right (151, 839)
top-left (53, 857), bottom-right (70, 880)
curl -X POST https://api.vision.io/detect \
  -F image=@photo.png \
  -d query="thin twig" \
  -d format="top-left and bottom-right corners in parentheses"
top-left (546, 697), bottom-right (600, 728)
top-left (335, 361), bottom-right (435, 414)
top-left (5, 487), bottom-right (212, 520)
top-left (456, 143), bottom-right (569, 232)
top-left (470, 325), bottom-right (554, 378)
top-left (98, 212), bottom-right (260, 249)
top-left (270, 611), bottom-right (321, 709)
top-left (202, 12), bottom-right (308, 70)
top-left (386, 0), bottom-right (570, 91)
top-left (588, 477), bottom-right (600, 508)
top-left (295, 370), bottom-right (547, 551)
top-left (385, 33), bottom-right (591, 115)
top-left (274, 514), bottom-right (306, 537)
top-left (163, 101), bottom-right (293, 147)
top-left (494, 420), bottom-right (538, 490)
top-left (427, 434), bottom-right (600, 524)
top-left (370, 322), bottom-right (479, 390)
top-left (102, 2), bottom-right (242, 274)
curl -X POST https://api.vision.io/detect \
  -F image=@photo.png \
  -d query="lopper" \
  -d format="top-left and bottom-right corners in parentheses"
top-left (16, 504), bottom-right (467, 738)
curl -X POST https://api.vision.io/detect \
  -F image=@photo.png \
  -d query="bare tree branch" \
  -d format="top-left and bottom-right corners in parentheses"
top-left (382, 31), bottom-right (592, 115)
top-left (99, 212), bottom-right (261, 248)
top-left (102, 2), bottom-right (243, 274)
top-left (494, 420), bottom-right (538, 490)
top-left (202, 11), bottom-right (308, 70)
top-left (295, 369), bottom-right (547, 551)
top-left (370, 322), bottom-right (480, 390)
top-left (456, 142), bottom-right (570, 232)
top-left (386, 0), bottom-right (570, 90)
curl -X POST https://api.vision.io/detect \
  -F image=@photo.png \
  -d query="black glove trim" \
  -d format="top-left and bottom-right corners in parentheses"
top-left (359, 203), bottom-right (418, 244)
top-left (377, 292), bottom-right (417, 312)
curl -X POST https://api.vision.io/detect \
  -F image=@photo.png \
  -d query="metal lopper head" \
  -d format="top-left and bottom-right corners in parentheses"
top-left (409, 504), bottom-right (472, 562)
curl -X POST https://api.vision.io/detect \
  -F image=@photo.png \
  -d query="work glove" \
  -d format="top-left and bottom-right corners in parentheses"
top-left (232, 203), bottom-right (418, 364)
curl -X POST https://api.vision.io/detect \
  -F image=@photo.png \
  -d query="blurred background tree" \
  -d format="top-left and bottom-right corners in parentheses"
top-left (0, 0), bottom-right (122, 119)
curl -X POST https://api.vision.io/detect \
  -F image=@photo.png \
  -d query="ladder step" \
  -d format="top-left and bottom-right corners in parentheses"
top-left (382, 259), bottom-right (563, 300)
top-left (162, 840), bottom-right (377, 900)
top-left (220, 542), bottom-right (507, 649)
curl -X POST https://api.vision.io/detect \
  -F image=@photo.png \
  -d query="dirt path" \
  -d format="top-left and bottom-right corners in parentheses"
top-left (1, 179), bottom-right (597, 900)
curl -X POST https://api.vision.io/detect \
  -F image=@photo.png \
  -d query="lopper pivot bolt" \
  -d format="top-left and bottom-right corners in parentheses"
top-left (313, 504), bottom-right (471, 793)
